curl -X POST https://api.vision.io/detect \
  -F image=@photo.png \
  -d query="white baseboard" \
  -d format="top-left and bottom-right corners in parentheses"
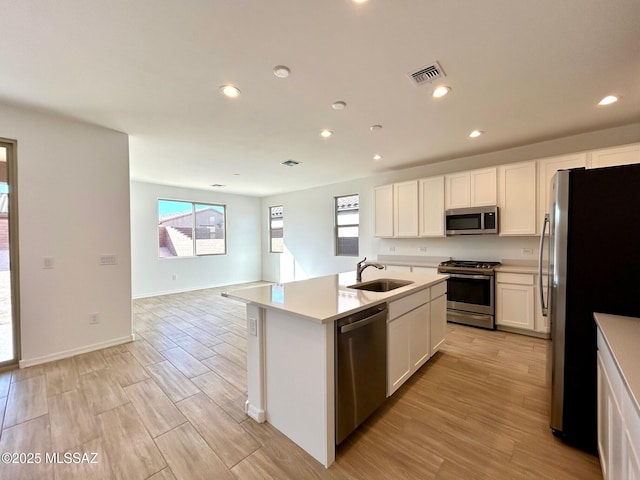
top-left (19, 334), bottom-right (135, 368)
top-left (132, 279), bottom-right (264, 299)
top-left (245, 400), bottom-right (265, 423)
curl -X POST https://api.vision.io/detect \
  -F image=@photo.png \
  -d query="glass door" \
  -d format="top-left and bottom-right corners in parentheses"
top-left (0, 140), bottom-right (19, 367)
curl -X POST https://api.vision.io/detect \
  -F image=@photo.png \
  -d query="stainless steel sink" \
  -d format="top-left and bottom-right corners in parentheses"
top-left (348, 278), bottom-right (414, 292)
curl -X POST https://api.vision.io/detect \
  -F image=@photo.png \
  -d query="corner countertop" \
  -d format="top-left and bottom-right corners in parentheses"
top-left (594, 312), bottom-right (640, 416)
top-left (496, 260), bottom-right (544, 275)
top-left (222, 270), bottom-right (448, 324)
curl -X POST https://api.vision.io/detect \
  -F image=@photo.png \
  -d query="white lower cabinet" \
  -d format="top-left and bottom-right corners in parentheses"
top-left (597, 329), bottom-right (640, 480)
top-left (496, 273), bottom-right (535, 331)
top-left (387, 282), bottom-right (447, 396)
top-left (387, 311), bottom-right (412, 394)
top-left (430, 290), bottom-right (447, 355)
top-left (409, 304), bottom-right (431, 370)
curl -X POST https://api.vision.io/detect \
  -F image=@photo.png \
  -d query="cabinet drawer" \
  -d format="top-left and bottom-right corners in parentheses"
top-left (388, 289), bottom-right (430, 320)
top-left (430, 281), bottom-right (446, 300)
top-left (496, 272), bottom-right (534, 285)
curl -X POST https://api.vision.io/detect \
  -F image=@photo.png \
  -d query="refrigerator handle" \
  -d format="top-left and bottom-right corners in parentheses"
top-left (538, 214), bottom-right (549, 317)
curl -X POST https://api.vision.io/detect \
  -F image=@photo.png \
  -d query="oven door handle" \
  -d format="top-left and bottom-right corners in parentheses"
top-left (448, 273), bottom-right (492, 280)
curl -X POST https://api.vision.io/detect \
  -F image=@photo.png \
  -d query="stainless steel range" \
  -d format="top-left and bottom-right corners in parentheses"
top-left (437, 260), bottom-right (501, 329)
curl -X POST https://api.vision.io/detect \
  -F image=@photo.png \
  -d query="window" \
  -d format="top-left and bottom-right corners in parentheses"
top-left (158, 199), bottom-right (226, 257)
top-left (335, 194), bottom-right (359, 256)
top-left (269, 205), bottom-right (283, 253)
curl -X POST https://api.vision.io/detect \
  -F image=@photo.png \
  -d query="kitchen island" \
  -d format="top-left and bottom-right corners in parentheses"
top-left (223, 269), bottom-right (448, 467)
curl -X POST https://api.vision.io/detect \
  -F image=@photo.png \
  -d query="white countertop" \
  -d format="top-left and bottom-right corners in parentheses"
top-left (376, 255), bottom-right (450, 268)
top-left (594, 312), bottom-right (640, 415)
top-left (223, 270), bottom-right (448, 324)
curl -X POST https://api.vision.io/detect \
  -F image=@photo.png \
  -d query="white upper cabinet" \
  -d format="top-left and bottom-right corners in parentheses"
top-left (393, 180), bottom-right (419, 237)
top-left (537, 153), bottom-right (587, 230)
top-left (374, 184), bottom-right (394, 237)
top-left (445, 172), bottom-right (470, 209)
top-left (589, 143), bottom-right (640, 169)
top-left (498, 161), bottom-right (536, 235)
top-left (418, 176), bottom-right (445, 237)
top-left (445, 168), bottom-right (497, 209)
top-left (470, 167), bottom-right (498, 206)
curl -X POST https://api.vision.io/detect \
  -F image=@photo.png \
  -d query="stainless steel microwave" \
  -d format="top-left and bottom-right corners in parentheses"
top-left (445, 206), bottom-right (499, 235)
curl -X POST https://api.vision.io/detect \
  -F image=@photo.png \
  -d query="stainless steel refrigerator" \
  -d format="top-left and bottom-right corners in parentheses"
top-left (539, 163), bottom-right (640, 452)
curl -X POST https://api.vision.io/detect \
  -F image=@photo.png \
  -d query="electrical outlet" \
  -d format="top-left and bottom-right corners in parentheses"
top-left (419, 247), bottom-right (427, 252)
top-left (248, 317), bottom-right (257, 336)
top-left (89, 313), bottom-right (99, 325)
top-left (100, 254), bottom-right (117, 265)
top-left (172, 274), bottom-right (177, 281)
top-left (43, 257), bottom-right (54, 269)
top-left (522, 248), bottom-right (534, 255)
top-left (389, 246), bottom-right (396, 252)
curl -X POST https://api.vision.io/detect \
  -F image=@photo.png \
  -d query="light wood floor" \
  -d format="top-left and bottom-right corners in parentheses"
top-left (0, 283), bottom-right (602, 479)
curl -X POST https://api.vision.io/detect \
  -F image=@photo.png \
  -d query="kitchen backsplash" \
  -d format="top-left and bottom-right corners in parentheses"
top-left (374, 235), bottom-right (541, 262)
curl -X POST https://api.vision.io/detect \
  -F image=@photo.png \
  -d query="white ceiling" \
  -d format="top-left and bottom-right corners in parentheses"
top-left (1, 0), bottom-right (639, 196)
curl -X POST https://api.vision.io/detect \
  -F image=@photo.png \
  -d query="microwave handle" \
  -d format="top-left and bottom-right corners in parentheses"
top-left (538, 214), bottom-right (549, 317)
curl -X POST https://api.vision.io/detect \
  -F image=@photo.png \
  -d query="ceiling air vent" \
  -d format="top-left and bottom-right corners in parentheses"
top-left (407, 62), bottom-right (445, 87)
top-left (281, 159), bottom-right (300, 167)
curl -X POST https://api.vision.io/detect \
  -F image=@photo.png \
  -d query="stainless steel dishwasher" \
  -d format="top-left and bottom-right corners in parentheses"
top-left (335, 303), bottom-right (387, 445)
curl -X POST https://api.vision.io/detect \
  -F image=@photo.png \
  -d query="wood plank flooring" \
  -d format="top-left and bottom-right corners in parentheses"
top-left (0, 282), bottom-right (602, 479)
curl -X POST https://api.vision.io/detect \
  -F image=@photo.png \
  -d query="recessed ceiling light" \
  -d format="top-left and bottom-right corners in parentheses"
top-left (273, 65), bottom-right (290, 78)
top-left (373, 154), bottom-right (383, 161)
top-left (598, 95), bottom-right (619, 106)
top-left (353, 0), bottom-right (368, 3)
top-left (320, 129), bottom-right (333, 138)
top-left (281, 159), bottom-right (301, 167)
top-left (369, 124), bottom-right (383, 131)
top-left (220, 84), bottom-right (240, 98)
top-left (432, 86), bottom-right (451, 98)
top-left (332, 101), bottom-right (347, 110)
top-left (469, 130), bottom-right (483, 138)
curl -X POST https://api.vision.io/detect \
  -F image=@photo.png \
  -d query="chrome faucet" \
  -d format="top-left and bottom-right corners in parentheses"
top-left (356, 257), bottom-right (384, 282)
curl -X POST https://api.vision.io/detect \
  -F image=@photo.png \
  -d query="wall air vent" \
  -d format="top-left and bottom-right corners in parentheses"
top-left (407, 62), bottom-right (445, 87)
top-left (281, 159), bottom-right (301, 167)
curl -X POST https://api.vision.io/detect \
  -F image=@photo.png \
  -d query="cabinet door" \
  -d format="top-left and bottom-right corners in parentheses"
top-left (445, 172), bottom-right (471, 209)
top-left (537, 153), bottom-right (587, 231)
top-left (430, 294), bottom-right (447, 355)
top-left (394, 180), bottom-right (419, 237)
top-left (409, 304), bottom-right (431, 371)
top-left (590, 143), bottom-right (640, 169)
top-left (470, 168), bottom-right (497, 206)
top-left (387, 314), bottom-right (411, 396)
top-left (498, 161), bottom-right (536, 235)
top-left (374, 185), bottom-right (394, 237)
top-left (496, 282), bottom-right (535, 330)
top-left (419, 176), bottom-right (445, 236)
top-left (597, 352), bottom-right (609, 479)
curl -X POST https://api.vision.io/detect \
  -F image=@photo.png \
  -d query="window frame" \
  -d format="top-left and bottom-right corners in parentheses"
top-left (334, 193), bottom-right (360, 257)
top-left (269, 205), bottom-right (283, 253)
top-left (157, 198), bottom-right (227, 258)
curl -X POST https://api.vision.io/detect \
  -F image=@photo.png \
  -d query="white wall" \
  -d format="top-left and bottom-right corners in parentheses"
top-left (0, 102), bottom-right (132, 366)
top-left (262, 123), bottom-right (640, 282)
top-left (131, 181), bottom-right (262, 298)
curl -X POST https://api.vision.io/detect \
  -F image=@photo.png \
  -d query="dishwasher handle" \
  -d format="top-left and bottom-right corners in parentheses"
top-left (339, 308), bottom-right (387, 334)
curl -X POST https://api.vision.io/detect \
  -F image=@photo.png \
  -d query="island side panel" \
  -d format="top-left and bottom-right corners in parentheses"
top-left (246, 304), bottom-right (266, 422)
top-left (264, 309), bottom-right (335, 467)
